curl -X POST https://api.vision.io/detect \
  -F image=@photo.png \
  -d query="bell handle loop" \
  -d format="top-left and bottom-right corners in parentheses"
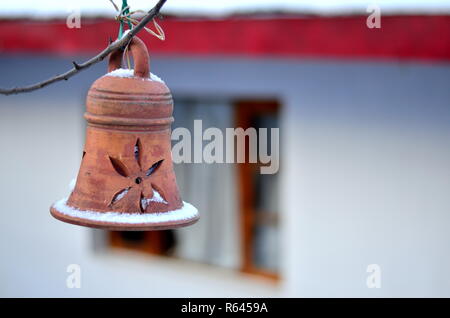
top-left (108, 36), bottom-right (150, 78)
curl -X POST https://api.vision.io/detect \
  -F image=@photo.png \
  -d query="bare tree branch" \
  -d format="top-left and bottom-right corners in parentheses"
top-left (0, 0), bottom-right (167, 96)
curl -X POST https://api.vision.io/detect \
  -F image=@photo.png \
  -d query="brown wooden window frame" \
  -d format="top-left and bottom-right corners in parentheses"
top-left (235, 100), bottom-right (280, 281)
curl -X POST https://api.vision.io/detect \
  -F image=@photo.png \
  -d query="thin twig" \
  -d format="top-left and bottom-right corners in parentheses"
top-left (0, 0), bottom-right (167, 96)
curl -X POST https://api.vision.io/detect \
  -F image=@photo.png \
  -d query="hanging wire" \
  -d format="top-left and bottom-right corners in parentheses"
top-left (109, 0), bottom-right (165, 41)
top-left (109, 0), bottom-right (165, 69)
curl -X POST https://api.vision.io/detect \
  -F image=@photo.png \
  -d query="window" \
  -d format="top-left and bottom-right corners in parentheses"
top-left (106, 98), bottom-right (281, 280)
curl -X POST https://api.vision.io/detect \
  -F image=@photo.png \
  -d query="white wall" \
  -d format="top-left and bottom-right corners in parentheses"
top-left (281, 62), bottom-right (450, 297)
top-left (0, 55), bottom-right (449, 297)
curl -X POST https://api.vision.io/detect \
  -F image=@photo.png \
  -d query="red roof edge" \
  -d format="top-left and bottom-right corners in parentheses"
top-left (0, 15), bottom-right (449, 61)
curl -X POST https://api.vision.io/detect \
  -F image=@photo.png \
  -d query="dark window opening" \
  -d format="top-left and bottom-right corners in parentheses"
top-left (109, 230), bottom-right (176, 256)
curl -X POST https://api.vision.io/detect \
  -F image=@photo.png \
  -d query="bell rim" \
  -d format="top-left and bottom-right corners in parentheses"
top-left (50, 200), bottom-right (199, 231)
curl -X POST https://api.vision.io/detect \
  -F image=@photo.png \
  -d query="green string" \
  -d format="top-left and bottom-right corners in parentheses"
top-left (118, 0), bottom-right (133, 39)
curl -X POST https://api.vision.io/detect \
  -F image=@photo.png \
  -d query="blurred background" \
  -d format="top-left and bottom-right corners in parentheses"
top-left (0, 0), bottom-right (450, 297)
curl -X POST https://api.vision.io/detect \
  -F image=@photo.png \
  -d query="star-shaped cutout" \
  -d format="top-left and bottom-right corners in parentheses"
top-left (108, 138), bottom-right (168, 213)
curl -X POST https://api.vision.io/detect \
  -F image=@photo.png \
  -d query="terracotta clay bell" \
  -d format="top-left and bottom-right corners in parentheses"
top-left (50, 37), bottom-right (199, 230)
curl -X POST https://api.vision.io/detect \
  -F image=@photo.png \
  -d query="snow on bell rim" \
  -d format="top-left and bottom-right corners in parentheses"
top-left (50, 37), bottom-right (199, 231)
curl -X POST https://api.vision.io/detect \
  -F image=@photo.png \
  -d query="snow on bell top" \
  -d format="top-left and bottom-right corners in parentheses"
top-left (85, 36), bottom-right (173, 128)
